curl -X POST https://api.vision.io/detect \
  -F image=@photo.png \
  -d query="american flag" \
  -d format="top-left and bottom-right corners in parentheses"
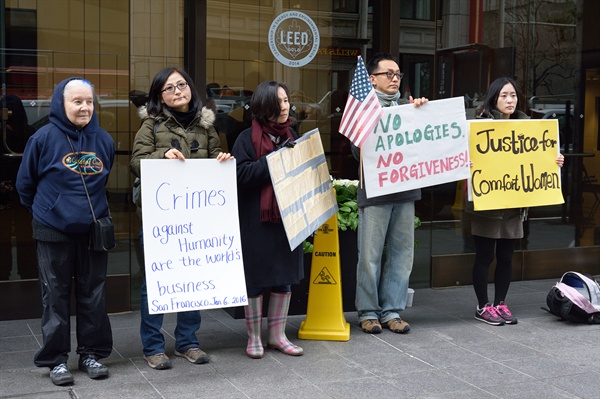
top-left (338, 56), bottom-right (383, 148)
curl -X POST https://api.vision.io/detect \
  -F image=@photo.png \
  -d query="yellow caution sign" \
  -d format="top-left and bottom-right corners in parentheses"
top-left (452, 179), bottom-right (466, 211)
top-left (298, 213), bottom-right (350, 341)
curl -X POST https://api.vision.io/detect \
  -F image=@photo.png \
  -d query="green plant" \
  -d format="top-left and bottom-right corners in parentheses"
top-left (302, 179), bottom-right (421, 253)
top-left (333, 179), bottom-right (359, 232)
top-left (413, 215), bottom-right (421, 248)
top-left (333, 179), bottom-right (421, 233)
top-left (302, 240), bottom-right (314, 254)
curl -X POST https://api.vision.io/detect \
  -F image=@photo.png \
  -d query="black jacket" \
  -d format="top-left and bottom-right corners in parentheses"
top-left (231, 127), bottom-right (304, 288)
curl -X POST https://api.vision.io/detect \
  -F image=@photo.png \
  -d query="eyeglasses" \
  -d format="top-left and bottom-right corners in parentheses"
top-left (371, 71), bottom-right (404, 80)
top-left (162, 81), bottom-right (188, 94)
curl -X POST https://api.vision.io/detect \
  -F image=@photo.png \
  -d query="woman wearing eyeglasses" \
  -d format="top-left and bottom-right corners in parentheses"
top-left (130, 66), bottom-right (232, 370)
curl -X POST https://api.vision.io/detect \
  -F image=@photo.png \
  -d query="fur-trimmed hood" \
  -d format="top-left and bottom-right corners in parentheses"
top-left (137, 105), bottom-right (216, 129)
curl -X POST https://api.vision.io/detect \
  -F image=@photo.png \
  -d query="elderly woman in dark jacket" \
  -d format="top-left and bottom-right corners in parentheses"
top-left (231, 80), bottom-right (304, 359)
top-left (130, 66), bottom-right (232, 370)
top-left (16, 78), bottom-right (114, 385)
top-left (470, 77), bottom-right (564, 326)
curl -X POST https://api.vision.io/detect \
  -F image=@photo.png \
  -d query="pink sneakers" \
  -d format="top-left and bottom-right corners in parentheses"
top-left (475, 304), bottom-right (505, 325)
top-left (495, 302), bottom-right (518, 324)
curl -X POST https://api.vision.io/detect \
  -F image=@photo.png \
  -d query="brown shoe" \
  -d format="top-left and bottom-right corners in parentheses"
top-left (360, 319), bottom-right (382, 334)
top-left (386, 318), bottom-right (410, 334)
top-left (144, 353), bottom-right (172, 370)
top-left (174, 348), bottom-right (209, 364)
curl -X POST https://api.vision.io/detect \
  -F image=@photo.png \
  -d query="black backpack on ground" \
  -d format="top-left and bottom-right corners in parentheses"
top-left (545, 271), bottom-right (600, 324)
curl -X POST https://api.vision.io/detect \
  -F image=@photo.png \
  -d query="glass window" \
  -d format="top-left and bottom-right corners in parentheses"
top-left (400, 0), bottom-right (438, 21)
top-left (430, 0), bottom-right (598, 257)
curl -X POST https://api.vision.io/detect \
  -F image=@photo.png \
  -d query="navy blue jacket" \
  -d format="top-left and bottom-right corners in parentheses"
top-left (16, 78), bottom-right (115, 234)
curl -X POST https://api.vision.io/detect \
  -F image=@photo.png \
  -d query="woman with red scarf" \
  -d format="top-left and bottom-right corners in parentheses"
top-left (231, 81), bottom-right (304, 359)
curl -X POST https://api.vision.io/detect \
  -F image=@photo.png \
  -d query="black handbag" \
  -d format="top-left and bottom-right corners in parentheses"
top-left (90, 215), bottom-right (116, 251)
top-left (66, 134), bottom-right (115, 251)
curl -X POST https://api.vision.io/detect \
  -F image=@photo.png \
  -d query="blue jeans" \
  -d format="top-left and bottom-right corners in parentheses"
top-left (139, 227), bottom-right (200, 356)
top-left (140, 279), bottom-right (201, 356)
top-left (355, 202), bottom-right (414, 324)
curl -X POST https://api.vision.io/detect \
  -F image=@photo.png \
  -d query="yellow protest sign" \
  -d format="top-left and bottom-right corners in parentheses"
top-left (469, 119), bottom-right (564, 211)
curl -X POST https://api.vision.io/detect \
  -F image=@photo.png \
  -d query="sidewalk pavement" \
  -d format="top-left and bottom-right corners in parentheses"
top-left (1, 278), bottom-right (599, 399)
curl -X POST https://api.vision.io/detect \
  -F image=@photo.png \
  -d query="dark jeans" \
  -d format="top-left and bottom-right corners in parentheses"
top-left (139, 227), bottom-right (200, 356)
top-left (34, 240), bottom-right (112, 368)
top-left (140, 278), bottom-right (201, 356)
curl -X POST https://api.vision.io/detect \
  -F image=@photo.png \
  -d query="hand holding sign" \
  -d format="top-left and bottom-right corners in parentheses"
top-left (361, 96), bottom-right (470, 198)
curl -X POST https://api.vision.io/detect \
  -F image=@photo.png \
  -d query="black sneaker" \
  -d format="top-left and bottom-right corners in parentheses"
top-left (50, 363), bottom-right (74, 386)
top-left (78, 356), bottom-right (109, 379)
top-left (474, 304), bottom-right (505, 326)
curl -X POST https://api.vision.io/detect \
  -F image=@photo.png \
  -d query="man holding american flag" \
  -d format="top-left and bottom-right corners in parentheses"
top-left (342, 53), bottom-right (428, 335)
top-left (338, 56), bottom-right (383, 148)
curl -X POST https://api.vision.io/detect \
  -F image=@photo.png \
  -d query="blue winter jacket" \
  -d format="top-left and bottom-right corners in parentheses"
top-left (16, 78), bottom-right (115, 234)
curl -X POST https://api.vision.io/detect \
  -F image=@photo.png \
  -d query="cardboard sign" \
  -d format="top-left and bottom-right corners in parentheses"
top-left (140, 159), bottom-right (247, 314)
top-left (266, 129), bottom-right (338, 250)
top-left (469, 119), bottom-right (564, 210)
top-left (362, 97), bottom-right (470, 198)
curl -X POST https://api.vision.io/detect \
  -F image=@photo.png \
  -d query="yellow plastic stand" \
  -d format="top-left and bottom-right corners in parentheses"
top-left (452, 180), bottom-right (466, 211)
top-left (298, 213), bottom-right (350, 341)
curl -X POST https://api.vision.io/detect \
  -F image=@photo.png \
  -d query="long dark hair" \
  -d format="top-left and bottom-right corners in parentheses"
top-left (481, 77), bottom-right (524, 119)
top-left (249, 80), bottom-right (293, 125)
top-left (146, 67), bottom-right (201, 117)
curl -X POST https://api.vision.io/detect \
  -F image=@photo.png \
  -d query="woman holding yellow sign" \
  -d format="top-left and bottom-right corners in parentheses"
top-left (471, 77), bottom-right (564, 326)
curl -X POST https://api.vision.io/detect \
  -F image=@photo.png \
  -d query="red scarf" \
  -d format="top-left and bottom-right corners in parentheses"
top-left (251, 119), bottom-right (294, 223)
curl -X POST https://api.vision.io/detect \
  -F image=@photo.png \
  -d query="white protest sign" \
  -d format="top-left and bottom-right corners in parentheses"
top-left (140, 159), bottom-right (247, 314)
top-left (266, 129), bottom-right (338, 251)
top-left (362, 97), bottom-right (470, 198)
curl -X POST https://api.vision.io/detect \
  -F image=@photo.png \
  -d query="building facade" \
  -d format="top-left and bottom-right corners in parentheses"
top-left (1, 0), bottom-right (598, 320)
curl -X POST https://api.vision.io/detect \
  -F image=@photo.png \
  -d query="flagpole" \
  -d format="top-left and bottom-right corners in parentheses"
top-left (359, 150), bottom-right (364, 190)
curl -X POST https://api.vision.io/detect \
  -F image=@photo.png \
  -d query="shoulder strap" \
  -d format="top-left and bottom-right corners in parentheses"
top-left (556, 283), bottom-right (599, 314)
top-left (65, 133), bottom-right (97, 221)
